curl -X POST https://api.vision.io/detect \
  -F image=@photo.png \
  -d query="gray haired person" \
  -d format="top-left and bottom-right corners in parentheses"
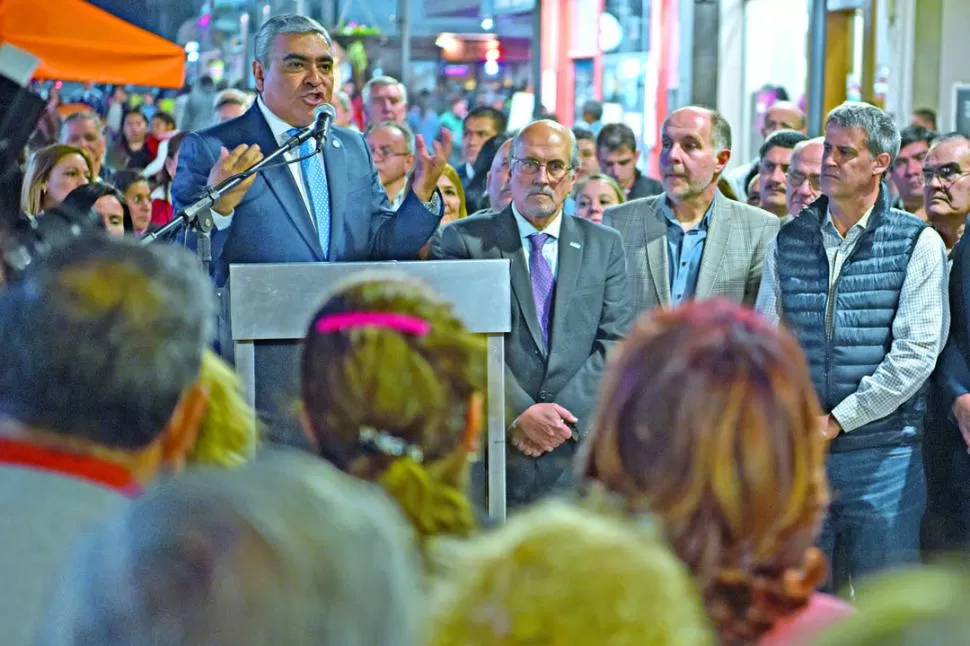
top-left (0, 237), bottom-right (214, 646)
top-left (35, 451), bottom-right (424, 646)
top-left (756, 101), bottom-right (949, 593)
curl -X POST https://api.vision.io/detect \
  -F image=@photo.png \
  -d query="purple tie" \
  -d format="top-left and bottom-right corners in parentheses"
top-left (528, 233), bottom-right (555, 346)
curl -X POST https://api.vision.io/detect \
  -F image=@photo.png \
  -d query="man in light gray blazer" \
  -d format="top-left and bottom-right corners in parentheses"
top-left (605, 106), bottom-right (779, 315)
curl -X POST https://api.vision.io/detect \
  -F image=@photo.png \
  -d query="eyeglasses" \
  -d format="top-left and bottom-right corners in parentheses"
top-left (369, 146), bottom-right (410, 161)
top-left (786, 170), bottom-right (821, 191)
top-left (922, 163), bottom-right (970, 185)
top-left (511, 157), bottom-right (573, 181)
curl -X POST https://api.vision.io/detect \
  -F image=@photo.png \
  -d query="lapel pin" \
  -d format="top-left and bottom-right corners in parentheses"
top-left (332, 139), bottom-right (341, 148)
top-left (570, 241), bottom-right (581, 249)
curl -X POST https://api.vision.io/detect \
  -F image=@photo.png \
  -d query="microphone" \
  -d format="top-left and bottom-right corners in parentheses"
top-left (312, 104), bottom-right (336, 143)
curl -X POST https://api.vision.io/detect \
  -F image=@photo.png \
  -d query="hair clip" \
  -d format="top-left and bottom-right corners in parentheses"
top-left (359, 426), bottom-right (424, 463)
top-left (315, 312), bottom-right (431, 336)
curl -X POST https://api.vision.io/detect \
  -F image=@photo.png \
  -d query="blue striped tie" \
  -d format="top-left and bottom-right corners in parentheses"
top-left (287, 127), bottom-right (331, 259)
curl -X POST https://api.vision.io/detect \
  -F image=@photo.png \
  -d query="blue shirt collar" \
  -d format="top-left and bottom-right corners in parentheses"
top-left (661, 193), bottom-right (717, 231)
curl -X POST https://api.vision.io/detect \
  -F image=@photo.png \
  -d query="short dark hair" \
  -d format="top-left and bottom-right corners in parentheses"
top-left (572, 127), bottom-right (596, 144)
top-left (0, 237), bottom-right (214, 449)
top-left (151, 111), bottom-right (176, 129)
top-left (57, 183), bottom-right (130, 232)
top-left (913, 107), bottom-right (937, 130)
top-left (581, 100), bottom-right (603, 121)
top-left (900, 124), bottom-right (937, 150)
top-left (596, 123), bottom-right (637, 154)
top-left (759, 129), bottom-right (809, 159)
top-left (464, 106), bottom-right (507, 135)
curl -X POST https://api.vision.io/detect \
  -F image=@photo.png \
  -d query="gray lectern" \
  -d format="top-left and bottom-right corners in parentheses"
top-left (229, 260), bottom-right (512, 521)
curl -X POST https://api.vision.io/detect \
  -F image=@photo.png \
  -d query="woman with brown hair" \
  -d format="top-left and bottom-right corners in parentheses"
top-left (579, 299), bottom-right (851, 645)
top-left (300, 272), bottom-right (485, 543)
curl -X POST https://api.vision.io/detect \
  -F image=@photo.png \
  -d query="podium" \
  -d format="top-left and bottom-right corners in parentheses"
top-left (228, 260), bottom-right (512, 520)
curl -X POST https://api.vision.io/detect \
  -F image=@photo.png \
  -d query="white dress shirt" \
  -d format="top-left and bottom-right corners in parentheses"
top-left (512, 203), bottom-right (561, 279)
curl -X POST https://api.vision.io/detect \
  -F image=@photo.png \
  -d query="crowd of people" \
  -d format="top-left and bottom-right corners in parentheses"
top-left (4, 10), bottom-right (970, 646)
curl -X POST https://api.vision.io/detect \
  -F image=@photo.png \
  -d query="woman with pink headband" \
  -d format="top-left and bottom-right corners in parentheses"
top-left (300, 272), bottom-right (486, 546)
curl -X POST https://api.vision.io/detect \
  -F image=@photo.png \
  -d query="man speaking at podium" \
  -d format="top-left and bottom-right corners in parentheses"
top-left (174, 14), bottom-right (450, 288)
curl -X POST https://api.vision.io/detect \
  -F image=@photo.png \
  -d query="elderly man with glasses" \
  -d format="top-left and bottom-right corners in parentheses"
top-left (784, 136), bottom-right (825, 221)
top-left (366, 121), bottom-right (416, 209)
top-left (430, 119), bottom-right (633, 508)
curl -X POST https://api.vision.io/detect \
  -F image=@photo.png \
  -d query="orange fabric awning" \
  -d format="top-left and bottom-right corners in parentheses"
top-left (0, 0), bottom-right (185, 88)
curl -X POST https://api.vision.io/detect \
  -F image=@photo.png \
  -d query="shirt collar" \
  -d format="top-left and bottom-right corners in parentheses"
top-left (823, 204), bottom-right (876, 237)
top-left (257, 96), bottom-right (311, 146)
top-left (0, 437), bottom-right (140, 496)
top-left (661, 193), bottom-right (717, 231)
top-left (511, 202), bottom-right (563, 241)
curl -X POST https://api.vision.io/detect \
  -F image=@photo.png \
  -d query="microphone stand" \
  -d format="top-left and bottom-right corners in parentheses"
top-left (140, 125), bottom-right (323, 275)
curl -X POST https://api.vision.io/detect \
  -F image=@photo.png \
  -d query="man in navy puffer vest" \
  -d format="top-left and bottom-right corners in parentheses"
top-left (756, 102), bottom-right (949, 595)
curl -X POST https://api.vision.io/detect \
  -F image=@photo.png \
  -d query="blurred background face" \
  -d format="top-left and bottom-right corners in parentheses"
top-left (94, 195), bottom-right (125, 237)
top-left (890, 139), bottom-right (929, 207)
top-left (486, 139), bottom-right (513, 211)
top-left (510, 124), bottom-right (576, 222)
top-left (924, 140), bottom-right (970, 221)
top-left (366, 126), bottom-right (414, 187)
top-left (437, 173), bottom-right (462, 225)
top-left (576, 138), bottom-right (600, 178)
top-left (124, 180), bottom-right (152, 232)
top-left (598, 145), bottom-right (637, 189)
top-left (575, 179), bottom-right (620, 224)
top-left (786, 141), bottom-right (823, 216)
top-left (758, 145), bottom-right (794, 215)
top-left (366, 83), bottom-right (406, 124)
top-left (123, 112), bottom-right (147, 143)
top-left (43, 154), bottom-right (91, 210)
top-left (761, 103), bottom-right (805, 138)
top-left (150, 115), bottom-right (174, 136)
top-left (216, 102), bottom-right (247, 122)
top-left (659, 109), bottom-right (727, 202)
top-left (746, 175), bottom-right (761, 206)
top-left (62, 118), bottom-right (106, 171)
top-left (461, 115), bottom-right (499, 166)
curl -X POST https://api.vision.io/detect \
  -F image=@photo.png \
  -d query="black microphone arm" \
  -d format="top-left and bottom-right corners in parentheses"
top-left (142, 104), bottom-right (337, 246)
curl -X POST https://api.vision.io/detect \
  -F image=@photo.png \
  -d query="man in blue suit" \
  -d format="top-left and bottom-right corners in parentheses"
top-left (174, 14), bottom-right (451, 288)
top-left (173, 14), bottom-right (451, 445)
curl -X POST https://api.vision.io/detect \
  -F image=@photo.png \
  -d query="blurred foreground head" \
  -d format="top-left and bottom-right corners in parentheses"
top-left (35, 451), bottom-right (424, 646)
top-left (429, 500), bottom-right (714, 646)
top-left (813, 564), bottom-right (970, 645)
top-left (0, 237), bottom-right (214, 480)
top-left (300, 272), bottom-right (486, 540)
top-left (579, 299), bottom-right (830, 644)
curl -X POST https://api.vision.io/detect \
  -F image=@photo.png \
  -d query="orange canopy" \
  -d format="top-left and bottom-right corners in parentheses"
top-left (0, 0), bottom-right (185, 88)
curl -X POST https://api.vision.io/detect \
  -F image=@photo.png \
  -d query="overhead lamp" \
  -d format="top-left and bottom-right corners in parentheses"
top-left (481, 16), bottom-right (494, 31)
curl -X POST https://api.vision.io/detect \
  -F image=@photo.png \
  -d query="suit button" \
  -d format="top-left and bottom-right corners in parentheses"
top-left (539, 390), bottom-right (552, 401)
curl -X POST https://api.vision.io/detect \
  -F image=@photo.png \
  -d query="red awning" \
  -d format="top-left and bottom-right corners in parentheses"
top-left (0, 0), bottom-right (185, 88)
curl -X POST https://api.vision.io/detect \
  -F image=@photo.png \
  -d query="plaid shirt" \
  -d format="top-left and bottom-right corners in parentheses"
top-left (755, 209), bottom-right (950, 432)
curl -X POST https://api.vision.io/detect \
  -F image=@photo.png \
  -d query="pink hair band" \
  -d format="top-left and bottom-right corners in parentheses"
top-left (315, 312), bottom-right (432, 336)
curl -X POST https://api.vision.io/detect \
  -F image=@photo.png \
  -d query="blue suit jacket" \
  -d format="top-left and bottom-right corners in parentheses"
top-left (937, 237), bottom-right (970, 408)
top-left (173, 104), bottom-right (442, 286)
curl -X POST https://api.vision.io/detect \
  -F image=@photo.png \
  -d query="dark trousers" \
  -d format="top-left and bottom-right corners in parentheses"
top-left (819, 443), bottom-right (926, 594)
top-left (922, 414), bottom-right (970, 553)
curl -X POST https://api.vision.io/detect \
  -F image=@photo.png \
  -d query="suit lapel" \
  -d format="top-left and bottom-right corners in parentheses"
top-left (323, 132), bottom-right (348, 259)
top-left (550, 215), bottom-right (582, 351)
top-left (249, 107), bottom-right (324, 260)
top-left (644, 201), bottom-right (671, 305)
top-left (497, 208), bottom-right (546, 354)
top-left (695, 197), bottom-right (729, 299)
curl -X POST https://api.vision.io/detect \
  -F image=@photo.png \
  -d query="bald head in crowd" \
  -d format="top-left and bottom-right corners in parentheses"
top-left (786, 137), bottom-right (824, 217)
top-left (35, 452), bottom-right (424, 646)
top-left (762, 101), bottom-right (808, 137)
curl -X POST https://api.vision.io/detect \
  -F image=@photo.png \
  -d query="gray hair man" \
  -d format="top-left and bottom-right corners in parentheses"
top-left (213, 88), bottom-right (251, 122)
top-left (756, 101), bottom-right (949, 593)
top-left (60, 111), bottom-right (108, 182)
top-left (923, 133), bottom-right (970, 251)
top-left (757, 129), bottom-right (809, 218)
top-left (0, 237), bottom-right (213, 646)
top-left (605, 105), bottom-right (779, 314)
top-left (366, 120), bottom-right (416, 208)
top-left (363, 75), bottom-right (408, 125)
top-left (785, 136), bottom-right (825, 218)
top-left (431, 119), bottom-right (633, 507)
top-left (469, 136), bottom-right (514, 216)
top-left (34, 451), bottom-right (423, 646)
